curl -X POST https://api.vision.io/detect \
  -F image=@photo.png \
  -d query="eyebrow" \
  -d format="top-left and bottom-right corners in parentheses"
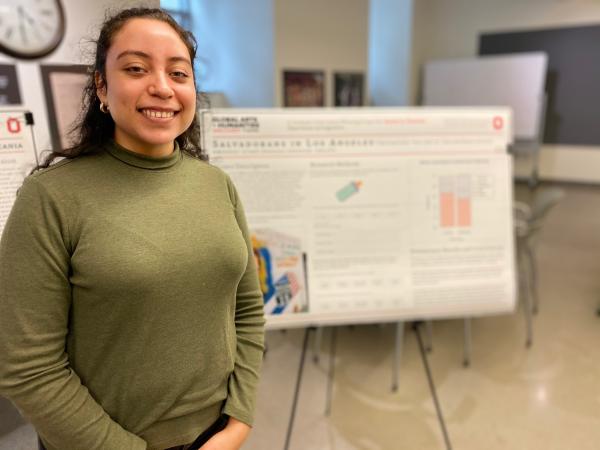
top-left (116, 50), bottom-right (191, 65)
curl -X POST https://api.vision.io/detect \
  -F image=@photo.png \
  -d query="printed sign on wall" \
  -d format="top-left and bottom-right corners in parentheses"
top-left (0, 110), bottom-right (37, 235)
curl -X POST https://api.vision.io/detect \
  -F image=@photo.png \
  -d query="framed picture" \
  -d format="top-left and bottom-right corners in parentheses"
top-left (40, 65), bottom-right (90, 151)
top-left (283, 70), bottom-right (325, 107)
top-left (334, 72), bottom-right (364, 107)
top-left (0, 65), bottom-right (21, 105)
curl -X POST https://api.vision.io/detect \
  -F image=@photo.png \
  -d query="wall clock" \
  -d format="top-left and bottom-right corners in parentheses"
top-left (0, 0), bottom-right (66, 60)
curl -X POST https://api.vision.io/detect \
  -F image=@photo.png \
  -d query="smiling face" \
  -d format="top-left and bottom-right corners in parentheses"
top-left (96, 18), bottom-right (196, 157)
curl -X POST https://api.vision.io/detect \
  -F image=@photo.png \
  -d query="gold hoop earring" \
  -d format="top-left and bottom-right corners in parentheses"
top-left (99, 102), bottom-right (109, 114)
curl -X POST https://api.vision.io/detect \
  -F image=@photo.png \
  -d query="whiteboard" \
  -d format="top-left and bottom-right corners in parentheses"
top-left (423, 52), bottom-right (547, 140)
top-left (202, 108), bottom-right (516, 329)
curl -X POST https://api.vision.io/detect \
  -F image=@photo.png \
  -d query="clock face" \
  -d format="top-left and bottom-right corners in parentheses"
top-left (0, 0), bottom-right (65, 59)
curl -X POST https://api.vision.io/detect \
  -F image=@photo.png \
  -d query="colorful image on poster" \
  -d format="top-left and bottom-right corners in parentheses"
top-left (336, 180), bottom-right (362, 202)
top-left (251, 229), bottom-right (307, 315)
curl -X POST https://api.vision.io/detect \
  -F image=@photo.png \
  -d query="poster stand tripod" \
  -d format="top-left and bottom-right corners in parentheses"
top-left (282, 322), bottom-right (453, 450)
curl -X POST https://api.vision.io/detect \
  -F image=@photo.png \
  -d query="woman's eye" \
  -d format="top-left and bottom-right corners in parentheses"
top-left (125, 66), bottom-right (145, 74)
top-left (171, 71), bottom-right (189, 79)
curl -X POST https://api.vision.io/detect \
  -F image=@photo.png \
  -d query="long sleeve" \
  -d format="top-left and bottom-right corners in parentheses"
top-left (222, 178), bottom-right (265, 426)
top-left (0, 177), bottom-right (146, 450)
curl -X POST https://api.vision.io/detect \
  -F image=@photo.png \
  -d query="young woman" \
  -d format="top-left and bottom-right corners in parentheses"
top-left (0, 8), bottom-right (265, 450)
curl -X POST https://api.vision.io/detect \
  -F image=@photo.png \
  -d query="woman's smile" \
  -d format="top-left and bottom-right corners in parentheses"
top-left (138, 108), bottom-right (179, 120)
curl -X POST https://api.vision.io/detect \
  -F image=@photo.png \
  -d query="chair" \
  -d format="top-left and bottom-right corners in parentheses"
top-left (460, 187), bottom-right (565, 364)
top-left (514, 187), bottom-right (565, 346)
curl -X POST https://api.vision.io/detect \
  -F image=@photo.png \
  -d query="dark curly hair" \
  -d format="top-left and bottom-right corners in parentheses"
top-left (36, 7), bottom-right (207, 170)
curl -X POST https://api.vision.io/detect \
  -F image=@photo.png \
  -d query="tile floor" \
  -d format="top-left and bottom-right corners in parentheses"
top-left (2, 182), bottom-right (600, 450)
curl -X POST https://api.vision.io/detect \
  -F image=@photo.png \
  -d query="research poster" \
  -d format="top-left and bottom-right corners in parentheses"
top-left (0, 110), bottom-right (37, 235)
top-left (202, 108), bottom-right (515, 328)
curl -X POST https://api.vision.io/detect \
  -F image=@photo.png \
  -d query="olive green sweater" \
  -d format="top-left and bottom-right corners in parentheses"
top-left (0, 141), bottom-right (265, 450)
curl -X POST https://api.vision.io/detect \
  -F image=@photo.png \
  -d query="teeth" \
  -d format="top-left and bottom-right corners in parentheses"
top-left (141, 109), bottom-right (175, 119)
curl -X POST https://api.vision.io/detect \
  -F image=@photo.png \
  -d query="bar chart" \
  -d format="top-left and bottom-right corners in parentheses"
top-left (439, 175), bottom-right (472, 228)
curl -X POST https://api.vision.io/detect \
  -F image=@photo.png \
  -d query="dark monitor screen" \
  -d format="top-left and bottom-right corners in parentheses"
top-left (480, 24), bottom-right (600, 146)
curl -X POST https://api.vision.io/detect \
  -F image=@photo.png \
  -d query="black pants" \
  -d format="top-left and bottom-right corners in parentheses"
top-left (165, 415), bottom-right (229, 450)
top-left (38, 415), bottom-right (229, 450)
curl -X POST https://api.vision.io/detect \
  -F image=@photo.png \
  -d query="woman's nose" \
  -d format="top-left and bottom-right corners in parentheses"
top-left (148, 73), bottom-right (173, 98)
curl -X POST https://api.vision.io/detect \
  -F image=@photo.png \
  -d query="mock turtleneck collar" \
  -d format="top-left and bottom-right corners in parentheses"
top-left (106, 140), bottom-right (182, 170)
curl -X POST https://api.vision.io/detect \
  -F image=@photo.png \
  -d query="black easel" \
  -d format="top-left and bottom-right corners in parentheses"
top-left (283, 322), bottom-right (453, 450)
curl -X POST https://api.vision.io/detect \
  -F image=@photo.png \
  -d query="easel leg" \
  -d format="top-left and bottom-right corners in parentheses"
top-left (325, 327), bottom-right (338, 416)
top-left (283, 328), bottom-right (311, 450)
top-left (463, 318), bottom-right (471, 367)
top-left (391, 321), bottom-right (404, 392)
top-left (424, 320), bottom-right (434, 352)
top-left (522, 258), bottom-right (534, 348)
top-left (313, 326), bottom-right (323, 363)
top-left (525, 245), bottom-right (539, 315)
top-left (413, 322), bottom-right (453, 450)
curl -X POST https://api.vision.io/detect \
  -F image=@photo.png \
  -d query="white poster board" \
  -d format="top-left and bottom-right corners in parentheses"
top-left (202, 108), bottom-right (516, 329)
top-left (422, 52), bottom-right (547, 141)
top-left (0, 109), bottom-right (37, 235)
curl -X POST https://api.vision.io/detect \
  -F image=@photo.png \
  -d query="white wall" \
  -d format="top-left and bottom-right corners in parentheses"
top-left (274, 0), bottom-right (369, 106)
top-left (411, 0), bottom-right (600, 183)
top-left (0, 0), bottom-right (156, 154)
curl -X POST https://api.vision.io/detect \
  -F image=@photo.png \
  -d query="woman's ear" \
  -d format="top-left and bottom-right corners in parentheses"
top-left (95, 71), bottom-right (107, 104)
